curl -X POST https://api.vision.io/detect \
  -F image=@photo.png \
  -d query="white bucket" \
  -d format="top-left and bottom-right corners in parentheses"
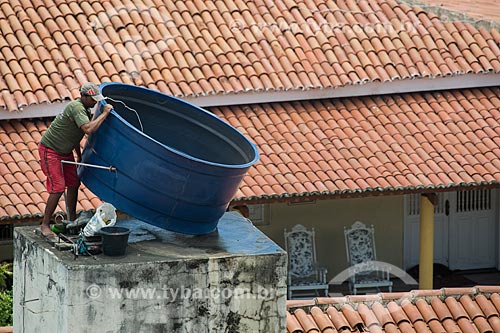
top-left (83, 202), bottom-right (117, 237)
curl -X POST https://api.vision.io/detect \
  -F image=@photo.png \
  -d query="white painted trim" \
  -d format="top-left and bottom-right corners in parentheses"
top-left (3, 73), bottom-right (500, 120)
top-left (185, 73), bottom-right (500, 108)
top-left (1, 101), bottom-right (68, 120)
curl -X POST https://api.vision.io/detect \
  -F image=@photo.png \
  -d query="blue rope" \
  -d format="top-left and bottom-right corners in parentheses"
top-left (75, 235), bottom-right (88, 255)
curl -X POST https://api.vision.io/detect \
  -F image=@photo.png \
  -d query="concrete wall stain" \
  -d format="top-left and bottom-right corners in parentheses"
top-left (198, 304), bottom-right (209, 316)
top-left (119, 280), bottom-right (138, 289)
top-left (186, 258), bottom-right (209, 269)
top-left (226, 311), bottom-right (241, 333)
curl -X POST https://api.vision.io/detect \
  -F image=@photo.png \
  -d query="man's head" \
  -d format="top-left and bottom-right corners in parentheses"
top-left (80, 82), bottom-right (104, 106)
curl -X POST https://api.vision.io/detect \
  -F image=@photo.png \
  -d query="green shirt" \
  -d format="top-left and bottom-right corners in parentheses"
top-left (41, 99), bottom-right (93, 154)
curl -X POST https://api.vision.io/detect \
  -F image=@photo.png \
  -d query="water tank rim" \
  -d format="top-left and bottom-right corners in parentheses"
top-left (99, 82), bottom-right (260, 169)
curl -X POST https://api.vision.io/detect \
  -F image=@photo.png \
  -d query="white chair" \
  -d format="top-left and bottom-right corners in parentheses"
top-left (344, 221), bottom-right (393, 295)
top-left (284, 224), bottom-right (328, 299)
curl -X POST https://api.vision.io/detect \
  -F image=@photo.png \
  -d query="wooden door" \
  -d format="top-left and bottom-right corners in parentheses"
top-left (448, 189), bottom-right (496, 270)
top-left (405, 190), bottom-right (496, 270)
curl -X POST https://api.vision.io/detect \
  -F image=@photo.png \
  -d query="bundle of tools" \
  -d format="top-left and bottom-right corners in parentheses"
top-left (57, 233), bottom-right (102, 259)
top-left (49, 211), bottom-right (104, 258)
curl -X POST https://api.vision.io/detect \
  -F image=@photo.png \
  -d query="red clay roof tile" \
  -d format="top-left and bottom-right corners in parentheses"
top-left (419, 0), bottom-right (500, 23)
top-left (288, 287), bottom-right (500, 333)
top-left (1, 0), bottom-right (500, 217)
top-left (325, 306), bottom-right (350, 331)
top-left (287, 311), bottom-right (304, 333)
top-left (294, 308), bottom-right (321, 332)
top-left (310, 307), bottom-right (334, 331)
top-left (373, 301), bottom-right (396, 326)
top-left (0, 0), bottom-right (500, 112)
top-left (488, 316), bottom-right (500, 333)
top-left (476, 294), bottom-right (499, 318)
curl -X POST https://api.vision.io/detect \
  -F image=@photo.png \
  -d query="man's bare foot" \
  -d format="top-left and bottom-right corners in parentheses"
top-left (40, 224), bottom-right (57, 238)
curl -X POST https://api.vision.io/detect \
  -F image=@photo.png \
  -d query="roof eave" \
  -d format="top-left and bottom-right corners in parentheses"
top-left (0, 101), bottom-right (68, 120)
top-left (187, 73), bottom-right (500, 108)
top-left (233, 181), bottom-right (500, 204)
top-left (2, 73), bottom-right (500, 120)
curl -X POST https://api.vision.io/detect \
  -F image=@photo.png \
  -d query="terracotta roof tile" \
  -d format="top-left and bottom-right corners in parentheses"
top-left (294, 308), bottom-right (320, 332)
top-left (325, 306), bottom-right (351, 331)
top-left (0, 118), bottom-right (102, 219)
top-left (217, 87), bottom-right (500, 202)
top-left (0, 0), bottom-right (500, 218)
top-left (287, 311), bottom-right (304, 333)
top-left (0, 0), bottom-right (500, 111)
top-left (287, 287), bottom-right (500, 333)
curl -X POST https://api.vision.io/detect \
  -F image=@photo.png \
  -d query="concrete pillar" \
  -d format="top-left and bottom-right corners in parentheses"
top-left (419, 193), bottom-right (435, 290)
top-left (13, 213), bottom-right (287, 332)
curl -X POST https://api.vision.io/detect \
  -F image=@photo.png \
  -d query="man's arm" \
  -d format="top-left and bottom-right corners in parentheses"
top-left (74, 145), bottom-right (82, 163)
top-left (80, 104), bottom-right (113, 135)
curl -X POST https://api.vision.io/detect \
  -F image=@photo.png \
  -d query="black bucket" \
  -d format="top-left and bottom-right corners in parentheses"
top-left (98, 226), bottom-right (131, 256)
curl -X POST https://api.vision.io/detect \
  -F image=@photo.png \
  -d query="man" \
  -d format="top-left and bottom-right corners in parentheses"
top-left (38, 82), bottom-right (113, 238)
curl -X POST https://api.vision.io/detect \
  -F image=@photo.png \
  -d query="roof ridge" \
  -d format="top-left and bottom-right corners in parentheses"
top-left (286, 285), bottom-right (500, 312)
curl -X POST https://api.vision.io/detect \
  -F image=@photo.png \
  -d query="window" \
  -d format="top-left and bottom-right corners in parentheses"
top-left (0, 224), bottom-right (13, 241)
top-left (248, 204), bottom-right (270, 226)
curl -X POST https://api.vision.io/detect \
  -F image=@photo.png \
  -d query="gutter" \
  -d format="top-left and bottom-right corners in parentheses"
top-left (2, 73), bottom-right (500, 120)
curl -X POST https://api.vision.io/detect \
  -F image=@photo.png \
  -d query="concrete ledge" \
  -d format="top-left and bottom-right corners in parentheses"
top-left (13, 212), bottom-right (287, 332)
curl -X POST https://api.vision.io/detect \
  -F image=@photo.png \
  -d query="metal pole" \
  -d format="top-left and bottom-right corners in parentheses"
top-left (61, 160), bottom-right (116, 171)
top-left (60, 160), bottom-right (116, 220)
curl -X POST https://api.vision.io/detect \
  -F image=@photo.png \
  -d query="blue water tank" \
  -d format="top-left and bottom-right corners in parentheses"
top-left (79, 83), bottom-right (259, 235)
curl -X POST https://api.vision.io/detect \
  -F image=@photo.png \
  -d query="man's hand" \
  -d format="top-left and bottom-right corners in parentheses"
top-left (81, 104), bottom-right (114, 135)
top-left (102, 104), bottom-right (113, 114)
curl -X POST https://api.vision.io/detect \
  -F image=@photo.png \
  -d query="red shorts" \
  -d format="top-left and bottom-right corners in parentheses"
top-left (39, 143), bottom-right (80, 193)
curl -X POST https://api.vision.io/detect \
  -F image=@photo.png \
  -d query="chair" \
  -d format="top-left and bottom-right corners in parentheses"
top-left (284, 224), bottom-right (328, 299)
top-left (344, 221), bottom-right (393, 295)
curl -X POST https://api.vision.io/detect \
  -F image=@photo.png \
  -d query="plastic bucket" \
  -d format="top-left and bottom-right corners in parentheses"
top-left (98, 226), bottom-right (131, 256)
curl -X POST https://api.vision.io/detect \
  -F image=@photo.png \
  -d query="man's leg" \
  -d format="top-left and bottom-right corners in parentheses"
top-left (66, 185), bottom-right (79, 221)
top-left (39, 143), bottom-right (65, 237)
top-left (41, 192), bottom-right (63, 236)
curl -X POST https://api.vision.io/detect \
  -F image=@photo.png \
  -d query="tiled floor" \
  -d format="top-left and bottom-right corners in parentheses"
top-left (463, 269), bottom-right (500, 285)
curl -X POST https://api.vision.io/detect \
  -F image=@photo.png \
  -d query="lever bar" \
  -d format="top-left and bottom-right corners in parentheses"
top-left (61, 160), bottom-right (116, 172)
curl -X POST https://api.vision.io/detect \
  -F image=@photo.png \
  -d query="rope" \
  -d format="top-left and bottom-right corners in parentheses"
top-left (74, 234), bottom-right (95, 257)
top-left (105, 96), bottom-right (144, 132)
